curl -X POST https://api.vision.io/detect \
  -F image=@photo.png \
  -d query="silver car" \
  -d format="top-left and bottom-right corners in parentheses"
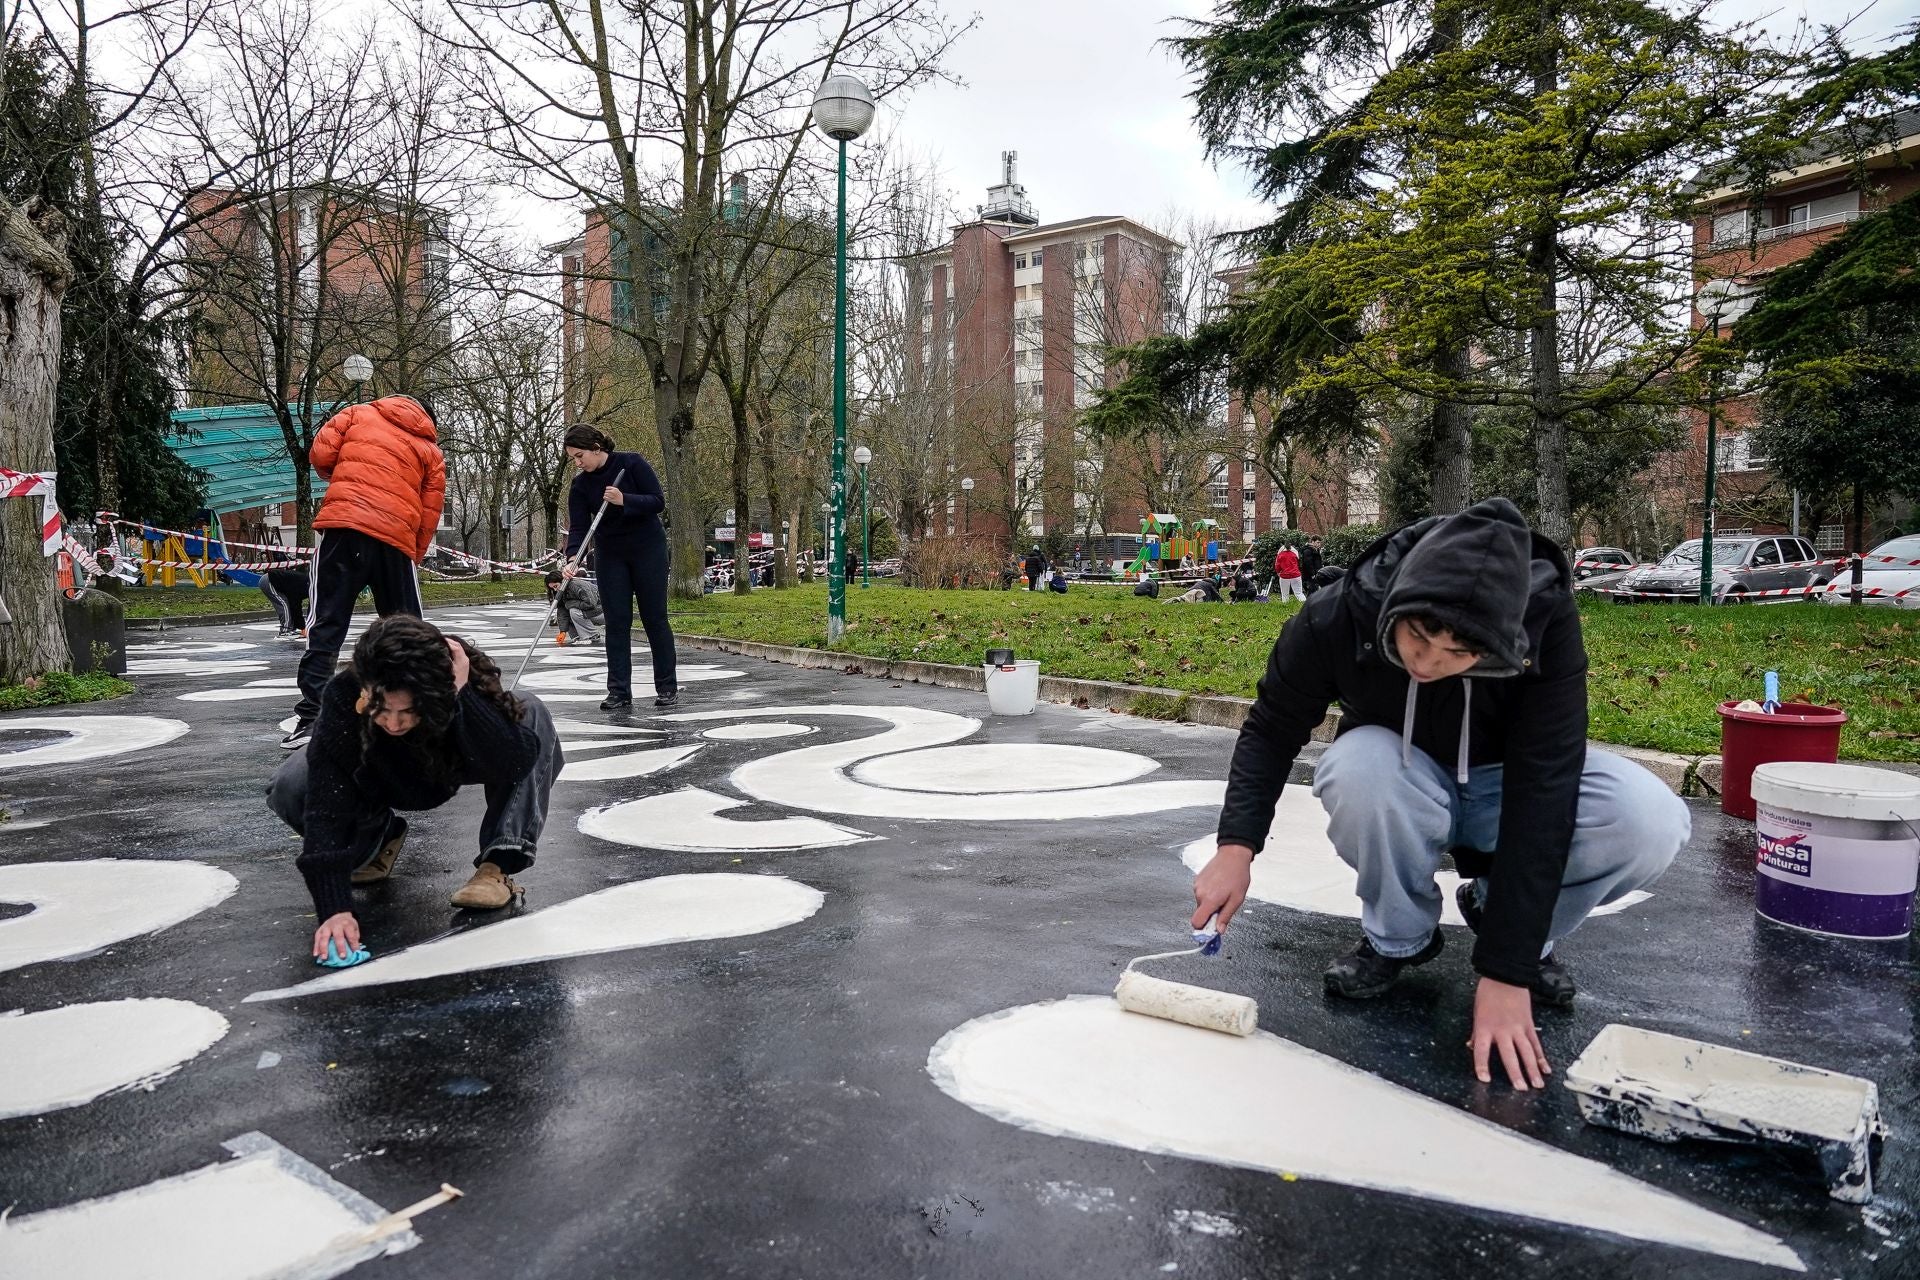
top-left (1611, 536), bottom-right (1829, 604)
top-left (1818, 535), bottom-right (1920, 608)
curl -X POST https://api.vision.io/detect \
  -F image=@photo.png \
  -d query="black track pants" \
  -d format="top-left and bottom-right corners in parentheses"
top-left (294, 528), bottom-right (423, 722)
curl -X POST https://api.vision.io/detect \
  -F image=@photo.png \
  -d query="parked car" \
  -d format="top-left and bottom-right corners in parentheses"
top-left (1570, 545), bottom-right (1642, 592)
top-left (1817, 535), bottom-right (1920, 608)
top-left (1610, 535), bottom-right (1829, 604)
top-left (1571, 546), bottom-right (1638, 580)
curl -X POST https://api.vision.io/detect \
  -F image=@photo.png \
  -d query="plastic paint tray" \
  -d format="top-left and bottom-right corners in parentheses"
top-left (1564, 1023), bottom-right (1886, 1203)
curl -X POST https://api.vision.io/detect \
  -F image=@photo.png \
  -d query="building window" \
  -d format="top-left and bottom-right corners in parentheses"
top-left (1015, 253), bottom-right (1027, 269)
top-left (1717, 432), bottom-right (1769, 473)
top-left (1817, 524), bottom-right (1845, 550)
top-left (1030, 248), bottom-right (1043, 266)
top-left (1209, 477), bottom-right (1230, 508)
top-left (1787, 202), bottom-right (1811, 226)
top-left (1242, 488), bottom-right (1255, 504)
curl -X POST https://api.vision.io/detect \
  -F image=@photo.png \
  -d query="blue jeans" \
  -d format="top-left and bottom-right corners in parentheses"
top-left (1311, 725), bottom-right (1688, 958)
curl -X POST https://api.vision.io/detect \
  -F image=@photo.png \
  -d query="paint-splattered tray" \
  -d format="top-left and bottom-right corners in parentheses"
top-left (1565, 1023), bottom-right (1887, 1203)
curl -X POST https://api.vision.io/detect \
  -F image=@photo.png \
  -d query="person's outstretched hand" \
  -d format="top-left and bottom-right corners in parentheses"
top-left (1192, 843), bottom-right (1254, 933)
top-left (447, 637), bottom-right (470, 691)
top-left (313, 911), bottom-right (361, 960)
top-left (1470, 977), bottom-right (1550, 1090)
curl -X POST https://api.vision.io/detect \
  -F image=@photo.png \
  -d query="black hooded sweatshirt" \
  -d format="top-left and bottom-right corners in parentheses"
top-left (1215, 498), bottom-right (1588, 987)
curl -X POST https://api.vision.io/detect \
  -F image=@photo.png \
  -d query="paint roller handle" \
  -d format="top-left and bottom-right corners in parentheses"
top-left (1191, 842), bottom-right (1254, 934)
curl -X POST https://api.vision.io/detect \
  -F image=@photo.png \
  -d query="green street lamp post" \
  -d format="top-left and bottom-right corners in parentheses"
top-left (853, 445), bottom-right (872, 588)
top-left (812, 74), bottom-right (876, 642)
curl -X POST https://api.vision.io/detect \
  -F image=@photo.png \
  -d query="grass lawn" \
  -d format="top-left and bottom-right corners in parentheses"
top-left (671, 582), bottom-right (1920, 761)
top-left (0, 670), bottom-right (133, 712)
top-left (119, 576), bottom-right (548, 619)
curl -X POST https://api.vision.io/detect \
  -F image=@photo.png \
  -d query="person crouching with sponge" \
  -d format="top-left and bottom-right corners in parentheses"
top-left (267, 614), bottom-right (564, 964)
top-left (1191, 497), bottom-right (1688, 1091)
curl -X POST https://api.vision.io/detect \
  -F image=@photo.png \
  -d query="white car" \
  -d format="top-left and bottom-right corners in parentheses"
top-left (1818, 535), bottom-right (1920, 608)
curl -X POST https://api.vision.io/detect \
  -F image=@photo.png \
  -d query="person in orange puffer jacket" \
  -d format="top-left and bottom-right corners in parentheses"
top-left (283, 395), bottom-right (447, 750)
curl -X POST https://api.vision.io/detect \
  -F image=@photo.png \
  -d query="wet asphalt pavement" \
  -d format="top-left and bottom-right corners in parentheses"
top-left (0, 604), bottom-right (1914, 1279)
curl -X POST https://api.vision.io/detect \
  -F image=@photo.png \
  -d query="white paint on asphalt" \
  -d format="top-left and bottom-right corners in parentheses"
top-left (928, 997), bottom-right (1803, 1272)
top-left (245, 873), bottom-right (825, 1001)
top-left (0, 999), bottom-right (229, 1118)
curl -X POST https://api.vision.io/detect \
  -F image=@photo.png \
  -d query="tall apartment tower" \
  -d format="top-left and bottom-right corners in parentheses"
top-left (903, 154), bottom-right (1177, 543)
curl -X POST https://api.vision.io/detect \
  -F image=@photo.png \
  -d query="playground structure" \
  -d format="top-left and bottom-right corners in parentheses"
top-left (1122, 514), bottom-right (1226, 576)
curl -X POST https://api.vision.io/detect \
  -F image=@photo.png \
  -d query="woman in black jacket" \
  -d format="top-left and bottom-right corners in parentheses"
top-left (561, 426), bottom-right (678, 711)
top-left (267, 614), bottom-right (563, 963)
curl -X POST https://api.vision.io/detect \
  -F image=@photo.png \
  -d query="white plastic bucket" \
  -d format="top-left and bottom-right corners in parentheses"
top-left (1750, 761), bottom-right (1920, 940)
top-left (983, 660), bottom-right (1040, 716)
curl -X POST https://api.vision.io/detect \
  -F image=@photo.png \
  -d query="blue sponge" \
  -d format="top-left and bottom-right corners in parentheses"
top-left (317, 939), bottom-right (372, 968)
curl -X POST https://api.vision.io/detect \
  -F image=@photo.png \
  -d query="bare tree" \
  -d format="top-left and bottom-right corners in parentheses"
top-left (432, 0), bottom-right (965, 597)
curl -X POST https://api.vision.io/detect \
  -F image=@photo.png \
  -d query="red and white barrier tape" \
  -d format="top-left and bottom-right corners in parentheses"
top-left (3, 469), bottom-right (62, 556)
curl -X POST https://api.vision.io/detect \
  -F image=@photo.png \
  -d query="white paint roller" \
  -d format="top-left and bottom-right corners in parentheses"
top-left (1113, 937), bottom-right (1258, 1037)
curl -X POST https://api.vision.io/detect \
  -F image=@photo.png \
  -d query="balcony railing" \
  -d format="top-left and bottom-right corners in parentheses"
top-left (1708, 209), bottom-right (1863, 250)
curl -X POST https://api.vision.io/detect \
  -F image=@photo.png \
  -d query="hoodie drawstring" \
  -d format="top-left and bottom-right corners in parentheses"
top-left (1402, 678), bottom-right (1473, 785)
top-left (1457, 681), bottom-right (1472, 785)
top-left (1402, 681), bottom-right (1417, 771)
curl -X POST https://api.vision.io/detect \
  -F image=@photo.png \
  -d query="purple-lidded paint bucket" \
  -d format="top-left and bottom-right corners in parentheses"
top-left (1751, 762), bottom-right (1920, 941)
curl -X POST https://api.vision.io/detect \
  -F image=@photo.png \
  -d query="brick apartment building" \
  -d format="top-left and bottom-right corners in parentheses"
top-left (1677, 109), bottom-right (1920, 548)
top-left (902, 154), bottom-right (1184, 545)
top-left (180, 186), bottom-right (451, 546)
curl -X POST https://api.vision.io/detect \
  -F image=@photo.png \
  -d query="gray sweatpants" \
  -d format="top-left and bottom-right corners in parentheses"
top-left (267, 693), bottom-right (564, 875)
top-left (1311, 724), bottom-right (1688, 959)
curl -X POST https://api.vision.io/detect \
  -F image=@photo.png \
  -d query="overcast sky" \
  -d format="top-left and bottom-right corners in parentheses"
top-left (879, 0), bottom-right (1920, 238)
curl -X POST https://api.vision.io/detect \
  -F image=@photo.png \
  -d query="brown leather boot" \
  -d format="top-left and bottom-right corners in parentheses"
top-left (450, 862), bottom-right (521, 910)
top-left (350, 821), bottom-right (408, 885)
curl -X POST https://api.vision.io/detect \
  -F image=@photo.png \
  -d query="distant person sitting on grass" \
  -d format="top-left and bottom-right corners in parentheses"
top-left (268, 615), bottom-right (564, 963)
top-left (1132, 570), bottom-right (1159, 599)
top-left (1192, 497), bottom-right (1686, 1091)
top-left (1230, 567), bottom-right (1260, 603)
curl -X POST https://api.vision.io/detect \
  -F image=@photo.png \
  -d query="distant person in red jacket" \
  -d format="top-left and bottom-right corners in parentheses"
top-left (1273, 543), bottom-right (1305, 602)
top-left (283, 396), bottom-right (447, 750)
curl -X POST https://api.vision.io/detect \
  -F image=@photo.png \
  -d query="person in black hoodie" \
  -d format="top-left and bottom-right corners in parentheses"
top-left (1193, 498), bottom-right (1686, 1091)
top-left (561, 426), bottom-right (678, 711)
top-left (267, 615), bottom-right (564, 961)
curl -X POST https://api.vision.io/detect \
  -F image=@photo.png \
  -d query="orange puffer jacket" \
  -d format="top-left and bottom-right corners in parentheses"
top-left (311, 397), bottom-right (447, 562)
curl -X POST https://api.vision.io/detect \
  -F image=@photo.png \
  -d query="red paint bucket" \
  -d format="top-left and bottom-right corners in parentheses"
top-left (1717, 701), bottom-right (1847, 821)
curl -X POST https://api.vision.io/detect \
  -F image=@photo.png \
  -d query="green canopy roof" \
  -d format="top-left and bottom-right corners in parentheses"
top-left (166, 405), bottom-right (336, 514)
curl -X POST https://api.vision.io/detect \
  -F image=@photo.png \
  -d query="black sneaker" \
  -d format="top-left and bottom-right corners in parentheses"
top-left (1323, 933), bottom-right (1444, 999)
top-left (1454, 880), bottom-right (1578, 1007)
top-left (599, 694), bottom-right (632, 713)
top-left (653, 691), bottom-right (678, 708)
top-left (280, 720), bottom-right (314, 750)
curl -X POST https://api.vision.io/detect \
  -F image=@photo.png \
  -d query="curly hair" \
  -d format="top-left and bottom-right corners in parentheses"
top-left (349, 616), bottom-right (523, 783)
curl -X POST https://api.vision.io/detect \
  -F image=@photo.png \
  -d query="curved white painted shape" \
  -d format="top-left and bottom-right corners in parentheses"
top-left (178, 681), bottom-right (298, 703)
top-left (556, 735), bottom-right (662, 753)
top-left (559, 743), bottom-right (702, 782)
top-left (551, 718), bottom-right (661, 737)
top-left (278, 716), bottom-right (300, 733)
top-left (0, 716), bottom-right (191, 770)
top-left (0, 1131), bottom-right (419, 1279)
top-left (519, 664), bottom-right (742, 690)
top-left (666, 705), bottom-right (1223, 821)
top-left (855, 743), bottom-right (1156, 794)
top-left (244, 872), bottom-right (826, 1001)
top-left (0, 860), bottom-right (239, 973)
top-left (536, 652), bottom-right (609, 666)
top-left (0, 999), bottom-right (229, 1118)
top-left (580, 787), bottom-right (872, 853)
top-left (1176, 789), bottom-right (1650, 927)
top-left (126, 641), bottom-right (258, 655)
top-left (126, 659), bottom-right (271, 677)
top-left (929, 997), bottom-right (1803, 1272)
top-left (701, 722), bottom-right (814, 742)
